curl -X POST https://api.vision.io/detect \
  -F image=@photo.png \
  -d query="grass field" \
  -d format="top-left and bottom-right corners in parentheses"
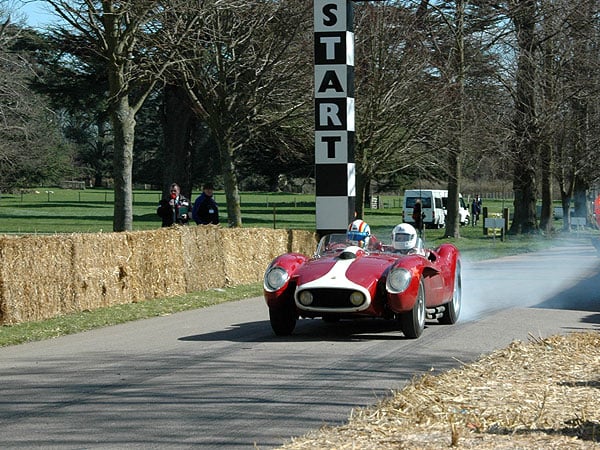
top-left (0, 187), bottom-right (514, 233)
top-left (0, 186), bottom-right (584, 250)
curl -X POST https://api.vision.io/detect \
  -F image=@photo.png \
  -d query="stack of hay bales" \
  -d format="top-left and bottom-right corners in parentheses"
top-left (0, 227), bottom-right (317, 325)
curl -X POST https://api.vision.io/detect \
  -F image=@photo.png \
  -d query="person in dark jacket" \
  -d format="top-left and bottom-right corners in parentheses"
top-left (192, 182), bottom-right (219, 225)
top-left (157, 183), bottom-right (190, 227)
top-left (412, 199), bottom-right (423, 235)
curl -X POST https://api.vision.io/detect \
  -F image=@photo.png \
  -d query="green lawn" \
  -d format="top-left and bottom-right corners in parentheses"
top-left (0, 186), bottom-right (590, 257)
top-left (0, 187), bottom-right (513, 233)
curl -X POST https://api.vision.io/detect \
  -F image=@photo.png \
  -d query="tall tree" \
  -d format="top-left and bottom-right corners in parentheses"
top-left (508, 0), bottom-right (538, 234)
top-left (0, 21), bottom-right (75, 190)
top-left (164, 0), bottom-right (312, 227)
top-left (352, 2), bottom-right (443, 218)
top-left (44, 0), bottom-right (192, 231)
top-left (407, 0), bottom-right (507, 237)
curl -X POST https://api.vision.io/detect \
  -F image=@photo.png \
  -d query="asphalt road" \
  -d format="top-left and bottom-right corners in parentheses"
top-left (1, 239), bottom-right (599, 449)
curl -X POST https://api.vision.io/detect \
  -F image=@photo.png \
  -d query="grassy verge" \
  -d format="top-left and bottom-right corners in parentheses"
top-left (0, 283), bottom-right (263, 347)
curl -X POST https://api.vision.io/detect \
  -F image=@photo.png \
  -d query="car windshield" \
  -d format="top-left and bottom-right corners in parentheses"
top-left (316, 233), bottom-right (382, 257)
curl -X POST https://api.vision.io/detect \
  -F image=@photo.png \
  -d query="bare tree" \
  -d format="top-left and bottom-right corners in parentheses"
top-left (43, 0), bottom-right (192, 231)
top-left (163, 0), bottom-right (312, 227)
top-left (533, 0), bottom-right (600, 232)
top-left (353, 2), bottom-right (443, 218)
top-left (507, 0), bottom-right (538, 234)
top-left (404, 0), bottom-right (508, 237)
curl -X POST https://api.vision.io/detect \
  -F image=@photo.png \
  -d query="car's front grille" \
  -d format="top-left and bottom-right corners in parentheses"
top-left (301, 288), bottom-right (359, 309)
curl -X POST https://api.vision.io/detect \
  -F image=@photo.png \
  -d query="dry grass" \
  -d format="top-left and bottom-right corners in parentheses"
top-left (280, 331), bottom-right (600, 449)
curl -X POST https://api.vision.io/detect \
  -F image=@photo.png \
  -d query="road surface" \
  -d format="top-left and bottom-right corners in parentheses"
top-left (1, 239), bottom-right (598, 449)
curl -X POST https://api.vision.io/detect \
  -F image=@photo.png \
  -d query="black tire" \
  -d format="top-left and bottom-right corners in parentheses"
top-left (440, 261), bottom-right (461, 325)
top-left (400, 279), bottom-right (426, 338)
top-left (269, 305), bottom-right (297, 336)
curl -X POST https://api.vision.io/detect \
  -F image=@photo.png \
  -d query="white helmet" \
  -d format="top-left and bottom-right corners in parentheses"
top-left (347, 219), bottom-right (371, 248)
top-left (392, 223), bottom-right (417, 251)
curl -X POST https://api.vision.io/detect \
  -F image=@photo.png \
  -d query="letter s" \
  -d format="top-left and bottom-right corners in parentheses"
top-left (322, 4), bottom-right (338, 27)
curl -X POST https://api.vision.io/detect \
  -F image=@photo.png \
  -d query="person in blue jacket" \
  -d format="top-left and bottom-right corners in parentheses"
top-left (192, 182), bottom-right (219, 225)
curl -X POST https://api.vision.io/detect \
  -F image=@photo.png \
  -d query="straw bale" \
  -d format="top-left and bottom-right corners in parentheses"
top-left (71, 232), bottom-right (134, 310)
top-left (125, 228), bottom-right (187, 301)
top-left (183, 225), bottom-right (226, 291)
top-left (280, 331), bottom-right (600, 449)
top-left (288, 229), bottom-right (319, 255)
top-left (220, 228), bottom-right (291, 286)
top-left (0, 227), bottom-right (317, 325)
top-left (0, 234), bottom-right (74, 324)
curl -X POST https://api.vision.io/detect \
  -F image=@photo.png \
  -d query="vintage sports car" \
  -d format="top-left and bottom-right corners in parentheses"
top-left (263, 230), bottom-right (461, 338)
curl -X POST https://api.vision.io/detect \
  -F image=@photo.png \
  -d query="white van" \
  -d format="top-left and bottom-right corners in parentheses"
top-left (442, 193), bottom-right (471, 226)
top-left (403, 189), bottom-right (446, 228)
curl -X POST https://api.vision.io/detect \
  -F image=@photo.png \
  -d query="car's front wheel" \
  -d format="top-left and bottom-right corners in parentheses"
top-left (399, 279), bottom-right (425, 338)
top-left (269, 304), bottom-right (297, 336)
top-left (439, 261), bottom-right (461, 325)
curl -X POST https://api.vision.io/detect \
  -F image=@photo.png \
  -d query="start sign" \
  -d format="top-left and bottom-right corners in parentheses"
top-left (314, 0), bottom-right (356, 234)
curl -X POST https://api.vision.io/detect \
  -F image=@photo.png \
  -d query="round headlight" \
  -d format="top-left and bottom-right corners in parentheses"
top-left (298, 290), bottom-right (314, 306)
top-left (386, 268), bottom-right (412, 293)
top-left (349, 291), bottom-right (365, 306)
top-left (264, 267), bottom-right (289, 291)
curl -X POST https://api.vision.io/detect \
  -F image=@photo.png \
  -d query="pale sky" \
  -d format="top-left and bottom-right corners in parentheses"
top-left (18, 0), bottom-right (57, 28)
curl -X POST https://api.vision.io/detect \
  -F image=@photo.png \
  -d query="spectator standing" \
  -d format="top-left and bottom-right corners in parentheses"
top-left (192, 182), bottom-right (220, 225)
top-left (412, 199), bottom-right (423, 235)
top-left (157, 183), bottom-right (190, 227)
top-left (471, 196), bottom-right (481, 226)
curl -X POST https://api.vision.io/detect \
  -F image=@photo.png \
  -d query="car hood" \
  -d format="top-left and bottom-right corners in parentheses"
top-left (295, 247), bottom-right (397, 290)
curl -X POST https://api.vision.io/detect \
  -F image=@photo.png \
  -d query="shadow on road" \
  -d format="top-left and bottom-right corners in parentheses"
top-left (178, 317), bottom-right (446, 343)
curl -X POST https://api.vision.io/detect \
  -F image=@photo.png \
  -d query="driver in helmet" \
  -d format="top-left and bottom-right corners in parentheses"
top-left (347, 219), bottom-right (371, 249)
top-left (391, 223), bottom-right (425, 255)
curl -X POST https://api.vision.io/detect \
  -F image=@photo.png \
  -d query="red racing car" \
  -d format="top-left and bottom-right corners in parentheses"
top-left (263, 228), bottom-right (462, 338)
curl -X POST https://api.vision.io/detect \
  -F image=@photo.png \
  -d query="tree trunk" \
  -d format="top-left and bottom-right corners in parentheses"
top-left (573, 175), bottom-right (588, 218)
top-left (539, 140), bottom-right (553, 233)
top-left (219, 140), bottom-right (242, 228)
top-left (538, 34), bottom-right (555, 234)
top-left (355, 174), bottom-right (366, 219)
top-left (558, 171), bottom-right (575, 231)
top-left (111, 96), bottom-right (136, 232)
top-left (509, 0), bottom-right (538, 235)
top-left (445, 151), bottom-right (461, 238)
top-left (162, 85), bottom-right (195, 199)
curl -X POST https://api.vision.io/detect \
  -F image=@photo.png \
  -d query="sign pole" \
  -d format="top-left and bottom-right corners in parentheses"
top-left (314, 0), bottom-right (356, 236)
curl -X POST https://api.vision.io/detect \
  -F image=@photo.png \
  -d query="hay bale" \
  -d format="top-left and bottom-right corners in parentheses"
top-left (125, 228), bottom-right (187, 301)
top-left (71, 232), bottom-right (134, 310)
top-left (0, 227), bottom-right (319, 325)
top-left (0, 234), bottom-right (74, 324)
top-left (289, 229), bottom-right (319, 254)
top-left (220, 228), bottom-right (291, 286)
top-left (184, 225), bottom-right (227, 291)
